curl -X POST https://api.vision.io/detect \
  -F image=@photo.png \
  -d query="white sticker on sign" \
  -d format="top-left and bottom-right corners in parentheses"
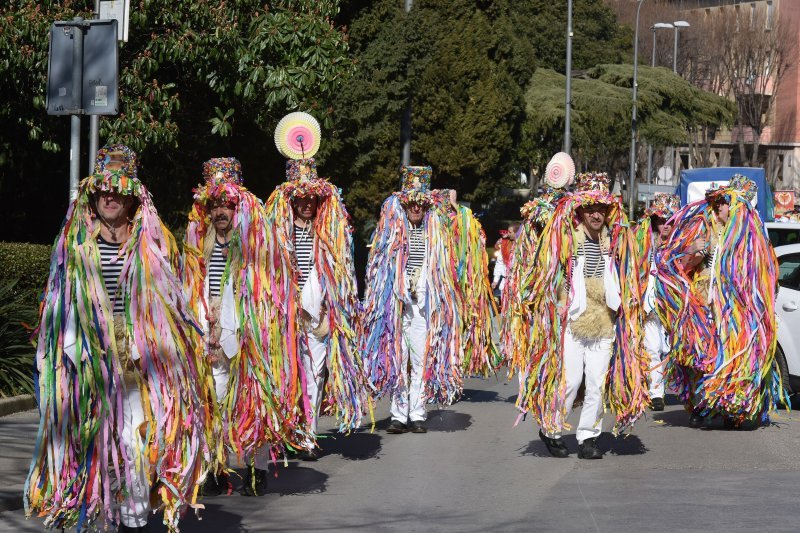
top-left (59, 87), bottom-right (67, 96)
top-left (94, 86), bottom-right (108, 107)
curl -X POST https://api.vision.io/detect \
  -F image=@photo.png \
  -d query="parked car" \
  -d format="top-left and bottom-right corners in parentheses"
top-left (766, 221), bottom-right (800, 247)
top-left (774, 243), bottom-right (800, 397)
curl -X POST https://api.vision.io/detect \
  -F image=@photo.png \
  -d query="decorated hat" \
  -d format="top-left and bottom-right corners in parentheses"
top-left (86, 144), bottom-right (142, 197)
top-left (274, 112), bottom-right (336, 199)
top-left (705, 174), bottom-right (758, 204)
top-left (574, 171), bottom-right (614, 205)
top-left (94, 144), bottom-right (138, 180)
top-left (194, 157), bottom-right (245, 206)
top-left (521, 188), bottom-right (568, 226)
top-left (543, 152), bottom-right (576, 190)
top-left (644, 193), bottom-right (680, 219)
top-left (395, 166), bottom-right (433, 207)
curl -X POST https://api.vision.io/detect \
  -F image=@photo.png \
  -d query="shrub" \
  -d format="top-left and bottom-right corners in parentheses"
top-left (0, 241), bottom-right (51, 305)
top-left (0, 279), bottom-right (37, 397)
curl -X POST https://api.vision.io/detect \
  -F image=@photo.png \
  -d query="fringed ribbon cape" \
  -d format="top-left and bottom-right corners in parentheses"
top-left (183, 185), bottom-right (290, 465)
top-left (25, 173), bottom-right (211, 532)
top-left (448, 205), bottom-right (500, 377)
top-left (263, 183), bottom-right (365, 439)
top-left (516, 195), bottom-right (648, 435)
top-left (360, 195), bottom-right (463, 406)
top-left (655, 198), bottom-right (784, 423)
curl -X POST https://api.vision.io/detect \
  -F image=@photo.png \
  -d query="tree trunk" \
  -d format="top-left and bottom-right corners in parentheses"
top-left (749, 130), bottom-right (761, 168)
top-left (737, 122), bottom-right (748, 166)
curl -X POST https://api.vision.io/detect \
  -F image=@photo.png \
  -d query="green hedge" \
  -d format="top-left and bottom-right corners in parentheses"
top-left (0, 242), bottom-right (52, 303)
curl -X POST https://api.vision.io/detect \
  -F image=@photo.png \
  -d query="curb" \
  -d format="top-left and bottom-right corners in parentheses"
top-left (0, 394), bottom-right (35, 418)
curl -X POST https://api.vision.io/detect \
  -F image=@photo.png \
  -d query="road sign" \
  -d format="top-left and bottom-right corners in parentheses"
top-left (99, 0), bottom-right (130, 42)
top-left (46, 19), bottom-right (119, 115)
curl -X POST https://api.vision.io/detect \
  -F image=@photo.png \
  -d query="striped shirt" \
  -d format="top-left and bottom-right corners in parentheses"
top-left (294, 224), bottom-right (314, 289)
top-left (572, 238), bottom-right (604, 279)
top-left (208, 241), bottom-right (228, 298)
top-left (406, 225), bottom-right (426, 276)
top-left (98, 237), bottom-right (125, 315)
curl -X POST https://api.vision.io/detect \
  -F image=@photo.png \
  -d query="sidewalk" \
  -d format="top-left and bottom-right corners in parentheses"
top-left (0, 409), bottom-right (37, 512)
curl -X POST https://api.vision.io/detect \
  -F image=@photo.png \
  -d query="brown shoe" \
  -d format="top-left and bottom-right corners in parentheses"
top-left (409, 420), bottom-right (428, 433)
top-left (386, 420), bottom-right (408, 434)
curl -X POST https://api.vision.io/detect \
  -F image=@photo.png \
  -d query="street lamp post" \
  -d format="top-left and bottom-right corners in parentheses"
top-left (628, 0), bottom-right (645, 220)
top-left (646, 23), bottom-right (674, 204)
top-left (400, 0), bottom-right (414, 167)
top-left (670, 20), bottom-right (690, 179)
top-left (564, 0), bottom-right (573, 155)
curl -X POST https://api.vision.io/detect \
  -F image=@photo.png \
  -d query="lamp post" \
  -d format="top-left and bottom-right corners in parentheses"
top-left (400, 0), bottom-right (414, 166)
top-left (564, 0), bottom-right (573, 155)
top-left (666, 20), bottom-right (690, 180)
top-left (646, 23), bottom-right (673, 205)
top-left (628, 0), bottom-right (646, 220)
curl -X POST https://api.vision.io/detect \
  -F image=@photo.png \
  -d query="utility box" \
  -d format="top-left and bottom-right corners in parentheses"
top-left (46, 19), bottom-right (119, 115)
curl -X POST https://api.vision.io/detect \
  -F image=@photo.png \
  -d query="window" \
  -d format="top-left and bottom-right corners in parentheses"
top-left (766, 1), bottom-right (774, 30)
top-left (778, 252), bottom-right (800, 290)
top-left (772, 229), bottom-right (800, 247)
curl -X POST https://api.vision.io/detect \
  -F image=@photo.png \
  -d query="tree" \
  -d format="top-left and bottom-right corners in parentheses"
top-left (521, 64), bottom-right (735, 190)
top-left (0, 1), bottom-right (353, 241)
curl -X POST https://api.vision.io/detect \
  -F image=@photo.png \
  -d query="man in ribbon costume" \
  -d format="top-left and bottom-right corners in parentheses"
top-left (264, 155), bottom-right (364, 460)
top-left (432, 188), bottom-right (500, 377)
top-left (655, 174), bottom-right (784, 428)
top-left (25, 145), bottom-right (211, 532)
top-left (517, 172), bottom-right (647, 459)
top-left (634, 193), bottom-right (680, 412)
top-left (361, 166), bottom-right (462, 434)
top-left (491, 223), bottom-right (518, 303)
top-left (502, 189), bottom-right (567, 371)
top-left (183, 157), bottom-right (285, 496)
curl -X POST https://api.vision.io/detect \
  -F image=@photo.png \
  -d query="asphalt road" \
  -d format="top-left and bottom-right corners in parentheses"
top-left (2, 376), bottom-right (798, 532)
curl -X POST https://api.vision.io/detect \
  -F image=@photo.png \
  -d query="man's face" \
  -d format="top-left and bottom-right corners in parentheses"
top-left (210, 200), bottom-right (236, 234)
top-left (713, 201), bottom-right (730, 224)
top-left (293, 195), bottom-right (319, 222)
top-left (96, 191), bottom-right (133, 224)
top-left (405, 202), bottom-right (427, 225)
top-left (578, 204), bottom-right (609, 232)
top-left (507, 224), bottom-right (519, 241)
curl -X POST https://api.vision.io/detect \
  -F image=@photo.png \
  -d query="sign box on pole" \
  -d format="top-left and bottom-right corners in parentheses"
top-left (99, 0), bottom-right (130, 42)
top-left (46, 19), bottom-right (119, 116)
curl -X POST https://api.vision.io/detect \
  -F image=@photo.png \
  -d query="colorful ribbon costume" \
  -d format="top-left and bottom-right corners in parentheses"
top-left (516, 172), bottom-right (648, 436)
top-left (432, 189), bottom-right (500, 377)
top-left (25, 146), bottom-right (211, 532)
top-left (263, 156), bottom-right (365, 438)
top-left (655, 175), bottom-right (784, 424)
top-left (182, 157), bottom-right (290, 467)
top-left (361, 167), bottom-right (463, 407)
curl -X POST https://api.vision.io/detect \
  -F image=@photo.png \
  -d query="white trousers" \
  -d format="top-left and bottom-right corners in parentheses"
top-left (300, 329), bottom-right (328, 435)
top-left (548, 328), bottom-right (613, 444)
top-left (644, 314), bottom-right (666, 398)
top-left (390, 302), bottom-right (428, 424)
top-left (120, 388), bottom-right (151, 528)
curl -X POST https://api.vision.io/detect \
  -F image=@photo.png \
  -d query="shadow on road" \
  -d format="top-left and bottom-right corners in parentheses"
top-left (267, 462), bottom-right (328, 495)
top-left (461, 388), bottom-right (500, 403)
top-left (318, 430), bottom-right (382, 460)
top-left (426, 409), bottom-right (473, 432)
top-left (148, 502), bottom-right (245, 532)
top-left (520, 432), bottom-right (648, 457)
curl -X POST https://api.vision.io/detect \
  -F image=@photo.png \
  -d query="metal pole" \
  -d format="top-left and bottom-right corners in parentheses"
top-left (88, 0), bottom-right (101, 176)
top-left (646, 28), bottom-right (656, 207)
top-left (628, 1), bottom-right (645, 221)
top-left (564, 0), bottom-right (573, 155)
top-left (671, 26), bottom-right (679, 179)
top-left (400, 0), bottom-right (413, 166)
top-left (69, 17), bottom-right (85, 201)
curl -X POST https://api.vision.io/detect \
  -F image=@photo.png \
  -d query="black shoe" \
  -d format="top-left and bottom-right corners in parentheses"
top-left (409, 420), bottom-right (428, 433)
top-left (577, 437), bottom-right (603, 460)
top-left (688, 409), bottom-right (705, 428)
top-left (538, 430), bottom-right (569, 458)
top-left (241, 467), bottom-right (268, 497)
top-left (651, 397), bottom-right (665, 411)
top-left (386, 420), bottom-right (408, 434)
top-left (298, 446), bottom-right (322, 461)
top-left (199, 471), bottom-right (230, 496)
